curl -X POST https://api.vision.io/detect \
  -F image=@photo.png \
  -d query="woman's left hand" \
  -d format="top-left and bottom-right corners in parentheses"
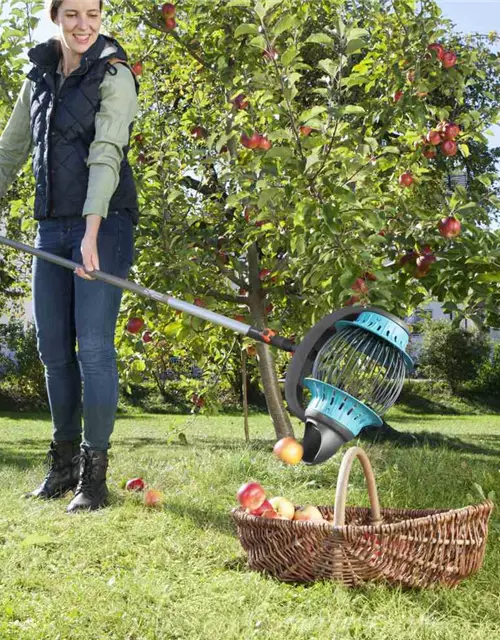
top-left (76, 233), bottom-right (100, 280)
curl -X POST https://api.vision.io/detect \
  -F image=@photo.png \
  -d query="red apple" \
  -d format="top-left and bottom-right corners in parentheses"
top-left (440, 140), bottom-right (458, 156)
top-left (261, 509), bottom-right (283, 519)
top-left (293, 505), bottom-right (324, 522)
top-left (134, 133), bottom-right (144, 145)
top-left (438, 216), bottom-right (461, 238)
top-left (161, 2), bottom-right (175, 17)
top-left (263, 47), bottom-right (278, 61)
top-left (393, 90), bottom-right (404, 103)
top-left (131, 62), bottom-right (143, 76)
top-left (237, 481), bottom-right (266, 511)
top-left (299, 125), bottom-right (313, 136)
top-left (265, 303), bottom-right (274, 314)
top-left (233, 314), bottom-right (246, 322)
top-left (442, 51), bottom-right (457, 69)
top-left (363, 271), bottom-right (377, 282)
top-left (246, 345), bottom-right (257, 356)
top-left (190, 126), bottom-right (207, 139)
top-left (249, 499), bottom-right (273, 516)
top-left (423, 146), bottom-right (437, 159)
top-left (194, 297), bottom-right (206, 308)
top-left (165, 16), bottom-right (176, 30)
top-left (259, 136), bottom-right (272, 151)
top-left (428, 42), bottom-right (445, 61)
top-left (232, 93), bottom-right (249, 110)
top-left (269, 496), bottom-right (295, 520)
top-left (126, 317), bottom-right (144, 334)
top-left (426, 130), bottom-right (442, 146)
top-left (142, 330), bottom-right (153, 343)
top-left (191, 394), bottom-right (205, 408)
top-left (443, 123), bottom-right (460, 140)
top-left (273, 437), bottom-right (304, 465)
top-left (352, 277), bottom-right (369, 294)
top-left (259, 268), bottom-right (271, 280)
top-left (240, 132), bottom-right (262, 149)
top-left (346, 295), bottom-right (361, 306)
top-left (144, 488), bottom-right (163, 507)
top-left (416, 254), bottom-right (436, 270)
top-left (125, 477), bottom-right (145, 492)
top-left (399, 172), bottom-right (413, 187)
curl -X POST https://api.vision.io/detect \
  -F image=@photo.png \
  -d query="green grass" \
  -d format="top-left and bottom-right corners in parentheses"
top-left (0, 407), bottom-right (499, 640)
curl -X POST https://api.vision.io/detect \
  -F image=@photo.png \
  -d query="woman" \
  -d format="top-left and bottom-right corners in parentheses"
top-left (0, 0), bottom-right (139, 511)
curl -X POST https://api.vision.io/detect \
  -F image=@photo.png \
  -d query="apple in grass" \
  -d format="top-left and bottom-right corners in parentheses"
top-left (125, 477), bottom-right (145, 492)
top-left (237, 481), bottom-right (266, 511)
top-left (269, 496), bottom-right (295, 520)
top-left (144, 489), bottom-right (164, 507)
top-left (293, 505), bottom-right (324, 522)
top-left (273, 437), bottom-right (303, 465)
top-left (438, 216), bottom-right (461, 238)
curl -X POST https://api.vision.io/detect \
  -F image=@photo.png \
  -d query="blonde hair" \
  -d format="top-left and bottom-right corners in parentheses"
top-left (46, 0), bottom-right (103, 23)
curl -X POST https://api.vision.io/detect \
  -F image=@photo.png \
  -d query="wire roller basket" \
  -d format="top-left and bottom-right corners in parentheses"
top-left (231, 447), bottom-right (494, 588)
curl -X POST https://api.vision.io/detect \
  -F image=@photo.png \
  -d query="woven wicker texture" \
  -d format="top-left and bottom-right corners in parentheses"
top-left (231, 447), bottom-right (493, 588)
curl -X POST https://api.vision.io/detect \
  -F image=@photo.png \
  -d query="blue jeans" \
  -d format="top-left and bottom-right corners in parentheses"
top-left (32, 211), bottom-right (134, 451)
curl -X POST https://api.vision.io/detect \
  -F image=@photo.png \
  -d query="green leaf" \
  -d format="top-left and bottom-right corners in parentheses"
top-left (254, 2), bottom-right (267, 19)
top-left (347, 28), bottom-right (370, 39)
top-left (476, 273), bottom-right (500, 283)
top-left (273, 14), bottom-right (299, 36)
top-left (459, 143), bottom-right (470, 158)
top-left (264, 146), bottom-right (293, 158)
top-left (305, 151), bottom-right (321, 172)
top-left (305, 33), bottom-right (334, 46)
top-left (248, 34), bottom-right (267, 49)
top-left (340, 105), bottom-right (366, 115)
top-left (234, 23), bottom-right (259, 38)
top-left (381, 146), bottom-right (400, 154)
top-left (300, 105), bottom-right (327, 123)
top-left (345, 38), bottom-right (367, 55)
top-left (281, 46), bottom-right (299, 66)
top-left (163, 321), bottom-right (184, 337)
top-left (318, 58), bottom-right (339, 77)
top-left (21, 534), bottom-right (57, 547)
top-left (227, 0), bottom-right (251, 6)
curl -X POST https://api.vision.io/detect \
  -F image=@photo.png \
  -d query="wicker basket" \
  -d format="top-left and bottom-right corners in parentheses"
top-left (231, 446), bottom-right (494, 588)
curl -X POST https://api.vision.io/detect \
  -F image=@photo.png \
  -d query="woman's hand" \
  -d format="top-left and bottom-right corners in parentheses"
top-left (75, 215), bottom-right (102, 280)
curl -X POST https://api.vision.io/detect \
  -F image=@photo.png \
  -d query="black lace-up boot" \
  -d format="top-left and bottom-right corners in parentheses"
top-left (66, 447), bottom-right (109, 512)
top-left (25, 440), bottom-right (81, 499)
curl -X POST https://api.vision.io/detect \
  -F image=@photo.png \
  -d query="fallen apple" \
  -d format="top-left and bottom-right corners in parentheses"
top-left (125, 477), bottom-right (145, 492)
top-left (273, 437), bottom-right (304, 465)
top-left (144, 488), bottom-right (163, 507)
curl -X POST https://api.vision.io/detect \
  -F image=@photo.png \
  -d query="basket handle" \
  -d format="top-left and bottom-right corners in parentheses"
top-left (333, 446), bottom-right (381, 527)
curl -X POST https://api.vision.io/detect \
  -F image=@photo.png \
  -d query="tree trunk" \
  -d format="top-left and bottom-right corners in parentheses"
top-left (247, 243), bottom-right (294, 439)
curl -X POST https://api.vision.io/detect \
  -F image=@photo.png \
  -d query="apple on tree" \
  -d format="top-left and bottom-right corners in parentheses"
top-left (399, 172), bottom-right (413, 187)
top-left (299, 125), bottom-right (313, 135)
top-left (440, 140), bottom-right (458, 156)
top-left (426, 130), bottom-right (442, 146)
top-left (126, 317), bottom-right (145, 334)
top-left (392, 90), bottom-right (404, 103)
top-left (442, 51), bottom-right (457, 69)
top-left (161, 2), bottom-right (175, 17)
top-left (438, 216), bottom-right (461, 238)
top-left (428, 42), bottom-right (445, 61)
top-left (131, 62), bottom-right (143, 76)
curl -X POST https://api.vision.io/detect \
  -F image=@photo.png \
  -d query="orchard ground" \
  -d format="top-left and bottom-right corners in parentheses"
top-left (0, 406), bottom-right (499, 640)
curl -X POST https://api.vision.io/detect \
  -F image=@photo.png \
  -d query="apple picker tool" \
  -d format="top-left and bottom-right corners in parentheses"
top-left (0, 235), bottom-right (413, 465)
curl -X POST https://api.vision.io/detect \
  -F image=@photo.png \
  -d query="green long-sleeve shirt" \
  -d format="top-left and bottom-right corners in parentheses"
top-left (0, 51), bottom-right (138, 219)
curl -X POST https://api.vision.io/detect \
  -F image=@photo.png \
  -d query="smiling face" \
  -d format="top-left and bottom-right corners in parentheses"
top-left (54, 0), bottom-right (102, 63)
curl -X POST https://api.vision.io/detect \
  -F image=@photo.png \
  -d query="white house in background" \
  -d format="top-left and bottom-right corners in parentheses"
top-left (406, 301), bottom-right (500, 363)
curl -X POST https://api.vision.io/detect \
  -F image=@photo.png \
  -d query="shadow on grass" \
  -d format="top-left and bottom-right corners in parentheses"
top-left (165, 499), bottom-right (236, 536)
top-left (361, 422), bottom-right (500, 458)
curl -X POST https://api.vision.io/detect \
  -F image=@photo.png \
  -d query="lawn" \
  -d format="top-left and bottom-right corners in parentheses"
top-left (0, 406), bottom-right (498, 640)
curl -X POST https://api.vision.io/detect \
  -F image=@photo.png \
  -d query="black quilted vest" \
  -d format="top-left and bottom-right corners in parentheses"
top-left (27, 35), bottom-right (139, 223)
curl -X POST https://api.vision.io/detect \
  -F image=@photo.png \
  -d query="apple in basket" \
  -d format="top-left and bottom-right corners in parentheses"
top-left (293, 505), bottom-right (325, 522)
top-left (269, 496), bottom-right (295, 520)
top-left (248, 499), bottom-right (274, 516)
top-left (236, 481), bottom-right (266, 511)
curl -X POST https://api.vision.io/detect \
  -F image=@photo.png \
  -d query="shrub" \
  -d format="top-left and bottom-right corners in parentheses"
top-left (473, 343), bottom-right (500, 394)
top-left (417, 320), bottom-right (491, 392)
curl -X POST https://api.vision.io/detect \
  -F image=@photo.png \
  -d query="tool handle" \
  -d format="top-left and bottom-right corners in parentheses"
top-left (0, 234), bottom-right (295, 352)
